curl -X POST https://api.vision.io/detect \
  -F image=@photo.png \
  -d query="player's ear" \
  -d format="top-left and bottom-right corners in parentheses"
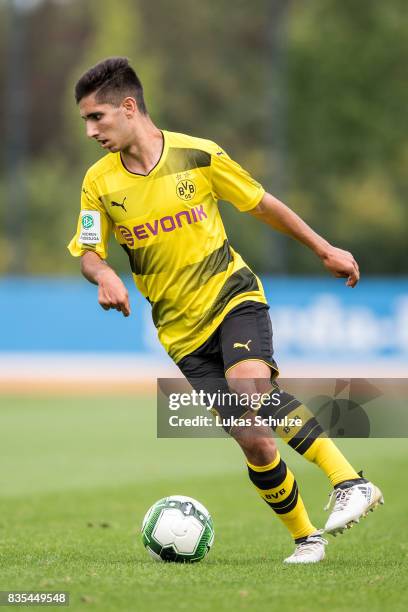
top-left (122, 96), bottom-right (137, 117)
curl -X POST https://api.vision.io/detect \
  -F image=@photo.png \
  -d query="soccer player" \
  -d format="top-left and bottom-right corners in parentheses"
top-left (68, 57), bottom-right (383, 564)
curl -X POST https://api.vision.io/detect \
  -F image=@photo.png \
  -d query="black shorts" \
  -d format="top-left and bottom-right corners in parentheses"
top-left (178, 300), bottom-right (279, 382)
top-left (177, 301), bottom-right (279, 425)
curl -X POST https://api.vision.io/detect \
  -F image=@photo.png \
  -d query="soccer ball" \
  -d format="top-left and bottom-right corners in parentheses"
top-left (141, 495), bottom-right (214, 563)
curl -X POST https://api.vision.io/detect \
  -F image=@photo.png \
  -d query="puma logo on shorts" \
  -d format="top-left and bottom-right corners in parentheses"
top-left (233, 339), bottom-right (252, 352)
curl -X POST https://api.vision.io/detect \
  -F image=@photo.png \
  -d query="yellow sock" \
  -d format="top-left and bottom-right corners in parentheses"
top-left (303, 437), bottom-right (359, 487)
top-left (264, 388), bottom-right (360, 487)
top-left (247, 451), bottom-right (316, 540)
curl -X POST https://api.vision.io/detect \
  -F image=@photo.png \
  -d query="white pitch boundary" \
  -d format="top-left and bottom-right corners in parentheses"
top-left (0, 353), bottom-right (405, 387)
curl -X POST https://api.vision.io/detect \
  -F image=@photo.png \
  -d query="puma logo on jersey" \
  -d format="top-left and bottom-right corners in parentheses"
top-left (111, 197), bottom-right (127, 212)
top-left (233, 340), bottom-right (252, 352)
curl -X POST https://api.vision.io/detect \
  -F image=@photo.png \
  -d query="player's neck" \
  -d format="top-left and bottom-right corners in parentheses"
top-left (120, 117), bottom-right (163, 175)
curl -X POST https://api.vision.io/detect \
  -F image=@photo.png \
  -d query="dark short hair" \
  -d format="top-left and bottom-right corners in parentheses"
top-left (74, 57), bottom-right (147, 114)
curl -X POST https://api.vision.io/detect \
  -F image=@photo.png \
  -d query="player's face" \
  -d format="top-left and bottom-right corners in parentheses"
top-left (79, 94), bottom-right (133, 153)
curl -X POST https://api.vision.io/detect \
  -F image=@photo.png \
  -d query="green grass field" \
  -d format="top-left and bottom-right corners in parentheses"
top-left (0, 394), bottom-right (407, 612)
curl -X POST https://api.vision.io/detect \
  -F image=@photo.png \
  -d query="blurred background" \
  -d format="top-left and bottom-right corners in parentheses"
top-left (0, 0), bottom-right (407, 387)
top-left (1, 6), bottom-right (406, 606)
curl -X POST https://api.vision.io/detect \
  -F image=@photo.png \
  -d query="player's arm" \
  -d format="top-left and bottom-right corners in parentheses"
top-left (81, 251), bottom-right (131, 317)
top-left (68, 170), bottom-right (131, 317)
top-left (250, 192), bottom-right (360, 287)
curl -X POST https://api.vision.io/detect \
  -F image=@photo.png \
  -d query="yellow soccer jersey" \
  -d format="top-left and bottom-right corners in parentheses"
top-left (68, 130), bottom-right (267, 362)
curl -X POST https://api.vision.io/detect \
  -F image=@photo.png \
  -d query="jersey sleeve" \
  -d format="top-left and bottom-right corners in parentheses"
top-left (210, 146), bottom-right (265, 212)
top-left (67, 172), bottom-right (112, 259)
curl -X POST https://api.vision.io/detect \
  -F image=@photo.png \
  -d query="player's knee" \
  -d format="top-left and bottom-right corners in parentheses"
top-left (232, 425), bottom-right (277, 466)
top-left (226, 360), bottom-right (272, 395)
top-left (227, 359), bottom-right (271, 379)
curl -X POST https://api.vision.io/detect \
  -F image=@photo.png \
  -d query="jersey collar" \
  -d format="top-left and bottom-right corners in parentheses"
top-left (118, 130), bottom-right (168, 178)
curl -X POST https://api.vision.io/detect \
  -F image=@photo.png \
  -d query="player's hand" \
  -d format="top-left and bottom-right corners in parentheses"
top-left (97, 268), bottom-right (131, 317)
top-left (320, 245), bottom-right (360, 287)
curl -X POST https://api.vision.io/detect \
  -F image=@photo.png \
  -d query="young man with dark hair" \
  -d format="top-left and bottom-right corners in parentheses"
top-left (69, 57), bottom-right (383, 564)
top-left (74, 57), bottom-right (148, 114)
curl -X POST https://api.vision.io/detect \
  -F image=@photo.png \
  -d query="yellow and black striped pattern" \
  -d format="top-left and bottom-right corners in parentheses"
top-left (259, 387), bottom-right (324, 454)
top-left (259, 387), bottom-right (360, 487)
top-left (68, 130), bottom-right (266, 361)
top-left (247, 451), bottom-right (316, 540)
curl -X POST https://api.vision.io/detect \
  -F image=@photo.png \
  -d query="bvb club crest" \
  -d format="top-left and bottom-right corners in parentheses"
top-left (176, 179), bottom-right (196, 201)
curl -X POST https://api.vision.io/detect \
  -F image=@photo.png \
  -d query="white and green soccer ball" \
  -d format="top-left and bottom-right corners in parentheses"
top-left (141, 495), bottom-right (214, 563)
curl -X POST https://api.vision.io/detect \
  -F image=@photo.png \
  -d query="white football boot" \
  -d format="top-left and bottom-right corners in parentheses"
top-left (324, 480), bottom-right (384, 536)
top-left (283, 531), bottom-right (328, 564)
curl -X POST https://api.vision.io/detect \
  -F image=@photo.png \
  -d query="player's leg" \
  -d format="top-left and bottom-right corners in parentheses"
top-left (177, 326), bottom-right (325, 563)
top-left (221, 302), bottom-right (361, 484)
top-left (221, 301), bottom-right (384, 535)
top-left (260, 381), bottom-right (362, 486)
top-left (225, 368), bottom-right (327, 563)
top-left (260, 385), bottom-right (384, 534)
